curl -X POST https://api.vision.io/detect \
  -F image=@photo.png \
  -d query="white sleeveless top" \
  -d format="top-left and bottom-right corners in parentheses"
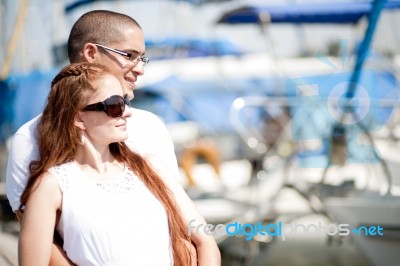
top-left (48, 162), bottom-right (173, 266)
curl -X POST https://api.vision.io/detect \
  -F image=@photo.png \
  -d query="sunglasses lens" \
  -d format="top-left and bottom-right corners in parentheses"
top-left (104, 96), bottom-right (125, 117)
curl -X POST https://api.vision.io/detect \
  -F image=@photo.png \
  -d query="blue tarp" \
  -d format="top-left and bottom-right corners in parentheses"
top-left (0, 80), bottom-right (15, 143)
top-left (217, 1), bottom-right (400, 24)
top-left (0, 68), bottom-right (59, 141)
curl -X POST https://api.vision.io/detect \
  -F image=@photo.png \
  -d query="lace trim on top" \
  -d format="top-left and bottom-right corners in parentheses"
top-left (48, 164), bottom-right (70, 192)
top-left (48, 162), bottom-right (138, 194)
top-left (94, 169), bottom-right (137, 193)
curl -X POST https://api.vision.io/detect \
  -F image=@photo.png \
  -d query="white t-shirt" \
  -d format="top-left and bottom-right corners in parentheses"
top-left (6, 107), bottom-right (180, 212)
top-left (49, 161), bottom-right (173, 266)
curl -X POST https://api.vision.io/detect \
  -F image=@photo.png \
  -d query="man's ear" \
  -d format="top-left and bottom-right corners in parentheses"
top-left (82, 43), bottom-right (97, 63)
top-left (74, 112), bottom-right (86, 131)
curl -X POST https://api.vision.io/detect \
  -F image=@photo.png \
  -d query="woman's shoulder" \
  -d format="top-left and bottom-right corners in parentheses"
top-left (46, 161), bottom-right (77, 192)
top-left (47, 161), bottom-right (75, 176)
top-left (38, 171), bottom-right (59, 187)
top-left (30, 171), bottom-right (62, 205)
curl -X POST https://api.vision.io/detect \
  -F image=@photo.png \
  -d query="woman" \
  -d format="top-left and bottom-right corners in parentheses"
top-left (18, 62), bottom-right (220, 265)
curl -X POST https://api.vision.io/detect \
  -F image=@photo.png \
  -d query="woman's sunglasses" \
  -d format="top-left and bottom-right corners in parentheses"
top-left (82, 95), bottom-right (130, 118)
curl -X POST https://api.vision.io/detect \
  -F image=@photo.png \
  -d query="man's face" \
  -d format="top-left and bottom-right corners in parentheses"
top-left (92, 26), bottom-right (146, 100)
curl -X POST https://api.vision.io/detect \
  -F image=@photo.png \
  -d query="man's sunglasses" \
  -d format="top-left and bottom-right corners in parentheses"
top-left (83, 95), bottom-right (130, 118)
top-left (95, 44), bottom-right (149, 66)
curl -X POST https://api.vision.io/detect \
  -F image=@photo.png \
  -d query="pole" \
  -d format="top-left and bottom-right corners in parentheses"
top-left (0, 0), bottom-right (30, 80)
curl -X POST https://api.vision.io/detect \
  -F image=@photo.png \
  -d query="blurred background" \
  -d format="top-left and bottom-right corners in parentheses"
top-left (1, 0), bottom-right (400, 265)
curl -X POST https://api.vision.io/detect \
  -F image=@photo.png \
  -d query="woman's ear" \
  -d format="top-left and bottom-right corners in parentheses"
top-left (82, 43), bottom-right (97, 63)
top-left (74, 112), bottom-right (86, 131)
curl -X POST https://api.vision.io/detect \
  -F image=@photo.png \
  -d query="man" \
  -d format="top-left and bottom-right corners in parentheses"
top-left (7, 10), bottom-right (216, 266)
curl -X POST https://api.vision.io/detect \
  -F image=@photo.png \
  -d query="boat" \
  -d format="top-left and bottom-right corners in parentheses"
top-left (208, 1), bottom-right (400, 265)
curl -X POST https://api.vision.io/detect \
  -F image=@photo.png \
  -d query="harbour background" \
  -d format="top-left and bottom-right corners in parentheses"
top-left (1, 1), bottom-right (400, 265)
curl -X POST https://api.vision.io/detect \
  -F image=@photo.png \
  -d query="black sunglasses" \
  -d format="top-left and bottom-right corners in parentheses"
top-left (83, 95), bottom-right (130, 118)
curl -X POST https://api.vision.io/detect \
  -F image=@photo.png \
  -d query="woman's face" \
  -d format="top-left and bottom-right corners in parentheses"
top-left (79, 74), bottom-right (132, 146)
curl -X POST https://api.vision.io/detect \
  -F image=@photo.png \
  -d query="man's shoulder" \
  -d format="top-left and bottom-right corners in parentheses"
top-left (125, 108), bottom-right (171, 147)
top-left (13, 114), bottom-right (41, 139)
top-left (128, 107), bottom-right (164, 126)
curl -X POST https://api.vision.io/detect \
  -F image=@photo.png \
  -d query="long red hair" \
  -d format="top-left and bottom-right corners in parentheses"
top-left (19, 62), bottom-right (193, 265)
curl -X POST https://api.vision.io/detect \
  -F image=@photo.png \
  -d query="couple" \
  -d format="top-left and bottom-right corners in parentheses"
top-left (6, 10), bottom-right (220, 266)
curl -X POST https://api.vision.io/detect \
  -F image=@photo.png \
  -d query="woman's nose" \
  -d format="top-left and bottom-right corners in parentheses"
top-left (123, 105), bottom-right (132, 118)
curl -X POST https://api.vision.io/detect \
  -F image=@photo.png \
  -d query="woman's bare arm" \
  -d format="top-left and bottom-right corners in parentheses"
top-left (18, 172), bottom-right (65, 266)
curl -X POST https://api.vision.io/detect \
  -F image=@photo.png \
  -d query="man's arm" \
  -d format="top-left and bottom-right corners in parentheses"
top-left (126, 110), bottom-right (180, 179)
top-left (6, 132), bottom-right (38, 212)
top-left (149, 114), bottom-right (181, 178)
top-left (147, 117), bottom-right (221, 263)
top-left (156, 165), bottom-right (221, 265)
top-left (49, 234), bottom-right (75, 266)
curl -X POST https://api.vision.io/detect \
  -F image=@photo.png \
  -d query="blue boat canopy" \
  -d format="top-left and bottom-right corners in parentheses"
top-left (216, 1), bottom-right (400, 24)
